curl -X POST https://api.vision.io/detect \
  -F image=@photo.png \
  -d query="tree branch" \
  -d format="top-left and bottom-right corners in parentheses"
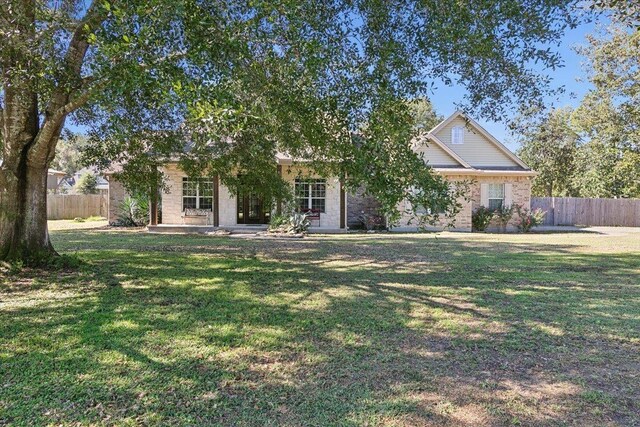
top-left (29, 1), bottom-right (109, 164)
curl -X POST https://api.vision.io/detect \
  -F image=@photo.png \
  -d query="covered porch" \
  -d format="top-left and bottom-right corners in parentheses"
top-left (159, 162), bottom-right (347, 231)
top-left (147, 224), bottom-right (347, 234)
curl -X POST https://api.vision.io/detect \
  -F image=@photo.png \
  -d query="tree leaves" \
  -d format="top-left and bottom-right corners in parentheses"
top-left (2, 0), bottom-right (583, 226)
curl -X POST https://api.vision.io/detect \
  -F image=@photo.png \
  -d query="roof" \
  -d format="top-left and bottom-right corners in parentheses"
top-left (427, 110), bottom-right (536, 175)
top-left (104, 109), bottom-right (534, 175)
top-left (48, 169), bottom-right (67, 176)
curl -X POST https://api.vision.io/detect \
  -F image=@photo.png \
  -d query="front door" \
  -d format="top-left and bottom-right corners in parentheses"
top-left (237, 192), bottom-right (270, 224)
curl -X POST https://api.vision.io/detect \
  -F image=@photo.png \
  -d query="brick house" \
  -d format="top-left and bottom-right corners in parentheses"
top-left (107, 111), bottom-right (536, 232)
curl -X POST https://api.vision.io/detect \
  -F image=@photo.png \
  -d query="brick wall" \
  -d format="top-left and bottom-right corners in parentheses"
top-left (390, 174), bottom-right (532, 232)
top-left (107, 176), bottom-right (126, 225)
top-left (392, 174), bottom-right (473, 232)
top-left (346, 186), bottom-right (384, 229)
top-left (470, 175), bottom-right (532, 230)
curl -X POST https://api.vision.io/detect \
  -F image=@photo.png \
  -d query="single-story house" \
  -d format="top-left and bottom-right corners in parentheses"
top-left (107, 111), bottom-right (536, 232)
top-left (47, 169), bottom-right (68, 193)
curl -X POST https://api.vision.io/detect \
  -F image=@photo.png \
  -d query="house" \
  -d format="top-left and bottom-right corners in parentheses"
top-left (72, 168), bottom-right (110, 195)
top-left (0, 161), bottom-right (67, 194)
top-left (47, 169), bottom-right (67, 193)
top-left (390, 111), bottom-right (537, 231)
top-left (107, 111), bottom-right (536, 232)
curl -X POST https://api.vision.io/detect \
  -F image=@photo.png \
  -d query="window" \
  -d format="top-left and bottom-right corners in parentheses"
top-left (487, 183), bottom-right (505, 210)
top-left (182, 177), bottom-right (214, 211)
top-left (451, 126), bottom-right (464, 144)
top-left (295, 179), bottom-right (326, 213)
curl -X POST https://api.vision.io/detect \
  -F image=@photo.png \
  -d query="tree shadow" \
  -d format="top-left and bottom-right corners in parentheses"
top-left (1, 230), bottom-right (638, 425)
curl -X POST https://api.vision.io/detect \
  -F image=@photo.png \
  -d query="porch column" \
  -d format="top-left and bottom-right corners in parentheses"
top-left (213, 175), bottom-right (220, 227)
top-left (277, 165), bottom-right (282, 215)
top-left (149, 169), bottom-right (159, 226)
top-left (340, 181), bottom-right (346, 229)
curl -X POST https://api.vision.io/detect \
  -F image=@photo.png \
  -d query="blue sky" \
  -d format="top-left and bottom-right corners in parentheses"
top-left (430, 19), bottom-right (598, 151)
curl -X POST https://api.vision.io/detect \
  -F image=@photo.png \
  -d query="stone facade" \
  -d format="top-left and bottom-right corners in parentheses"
top-left (280, 165), bottom-right (343, 229)
top-left (107, 176), bottom-right (126, 225)
top-left (161, 164), bottom-right (191, 225)
top-left (389, 174), bottom-right (533, 232)
top-left (159, 163), bottom-right (345, 229)
top-left (346, 186), bottom-right (384, 229)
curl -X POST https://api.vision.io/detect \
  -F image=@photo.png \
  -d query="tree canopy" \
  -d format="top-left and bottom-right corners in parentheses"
top-left (2, 0), bottom-right (580, 261)
top-left (514, 107), bottom-right (580, 197)
top-left (74, 171), bottom-right (99, 195)
top-left (512, 22), bottom-right (640, 199)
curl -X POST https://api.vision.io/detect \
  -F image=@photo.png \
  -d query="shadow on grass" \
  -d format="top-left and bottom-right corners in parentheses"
top-left (1, 230), bottom-right (638, 425)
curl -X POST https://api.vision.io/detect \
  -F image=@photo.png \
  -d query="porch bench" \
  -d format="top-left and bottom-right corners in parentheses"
top-left (182, 209), bottom-right (213, 225)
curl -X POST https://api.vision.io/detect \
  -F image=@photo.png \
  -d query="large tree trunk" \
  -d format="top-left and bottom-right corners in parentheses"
top-left (1, 0), bottom-right (100, 263)
top-left (0, 158), bottom-right (55, 261)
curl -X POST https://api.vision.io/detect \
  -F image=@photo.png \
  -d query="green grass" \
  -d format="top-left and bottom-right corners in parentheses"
top-left (1, 223), bottom-right (639, 426)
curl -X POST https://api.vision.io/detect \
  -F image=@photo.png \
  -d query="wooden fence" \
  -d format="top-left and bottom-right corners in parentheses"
top-left (0, 193), bottom-right (107, 220)
top-left (47, 194), bottom-right (108, 220)
top-left (531, 197), bottom-right (640, 227)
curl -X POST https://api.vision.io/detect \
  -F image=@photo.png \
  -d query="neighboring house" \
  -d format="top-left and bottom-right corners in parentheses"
top-left (0, 162), bottom-right (67, 194)
top-left (107, 111), bottom-right (536, 232)
top-left (71, 168), bottom-right (110, 195)
top-left (47, 169), bottom-right (67, 193)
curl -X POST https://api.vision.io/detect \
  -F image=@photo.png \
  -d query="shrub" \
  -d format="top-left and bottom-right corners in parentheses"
top-left (287, 212), bottom-right (310, 234)
top-left (358, 213), bottom-right (385, 231)
top-left (472, 206), bottom-right (493, 231)
top-left (75, 172), bottom-right (99, 194)
top-left (268, 212), bottom-right (311, 234)
top-left (514, 204), bottom-right (546, 232)
top-left (492, 204), bottom-right (515, 232)
top-left (268, 214), bottom-right (289, 232)
top-left (117, 195), bottom-right (149, 226)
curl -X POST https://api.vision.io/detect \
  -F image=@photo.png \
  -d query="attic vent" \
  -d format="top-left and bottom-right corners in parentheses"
top-left (451, 126), bottom-right (464, 144)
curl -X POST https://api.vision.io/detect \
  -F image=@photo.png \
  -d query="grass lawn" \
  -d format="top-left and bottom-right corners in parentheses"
top-left (1, 222), bottom-right (639, 426)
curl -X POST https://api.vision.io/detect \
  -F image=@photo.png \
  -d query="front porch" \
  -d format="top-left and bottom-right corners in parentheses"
top-left (160, 163), bottom-right (347, 231)
top-left (147, 224), bottom-right (347, 234)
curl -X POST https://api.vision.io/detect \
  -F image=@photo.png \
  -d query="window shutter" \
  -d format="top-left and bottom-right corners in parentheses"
top-left (504, 183), bottom-right (513, 207)
top-left (480, 184), bottom-right (488, 207)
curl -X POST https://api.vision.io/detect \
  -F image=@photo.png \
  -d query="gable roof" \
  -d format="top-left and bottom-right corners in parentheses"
top-left (428, 111), bottom-right (530, 170)
top-left (425, 134), bottom-right (472, 168)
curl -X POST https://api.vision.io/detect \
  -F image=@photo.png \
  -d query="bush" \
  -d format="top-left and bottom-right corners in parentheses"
top-left (358, 213), bottom-right (385, 231)
top-left (287, 212), bottom-right (311, 234)
top-left (268, 214), bottom-right (289, 232)
top-left (514, 204), bottom-right (546, 232)
top-left (268, 212), bottom-right (310, 234)
top-left (117, 195), bottom-right (149, 226)
top-left (472, 206), bottom-right (493, 231)
top-left (75, 172), bottom-right (99, 194)
top-left (492, 204), bottom-right (515, 232)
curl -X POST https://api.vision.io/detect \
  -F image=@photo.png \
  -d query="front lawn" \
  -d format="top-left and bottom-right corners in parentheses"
top-left (1, 225), bottom-right (639, 426)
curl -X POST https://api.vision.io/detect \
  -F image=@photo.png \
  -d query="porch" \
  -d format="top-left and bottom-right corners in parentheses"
top-left (147, 224), bottom-right (347, 234)
top-left (159, 163), bottom-right (347, 231)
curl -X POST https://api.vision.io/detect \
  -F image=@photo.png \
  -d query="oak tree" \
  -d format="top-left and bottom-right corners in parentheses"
top-left (1, 0), bottom-right (578, 262)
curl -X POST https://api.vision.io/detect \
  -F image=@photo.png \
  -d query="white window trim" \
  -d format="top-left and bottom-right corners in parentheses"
top-left (295, 179), bottom-right (326, 213)
top-left (182, 177), bottom-right (213, 211)
top-left (451, 126), bottom-right (464, 144)
top-left (487, 183), bottom-right (505, 210)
